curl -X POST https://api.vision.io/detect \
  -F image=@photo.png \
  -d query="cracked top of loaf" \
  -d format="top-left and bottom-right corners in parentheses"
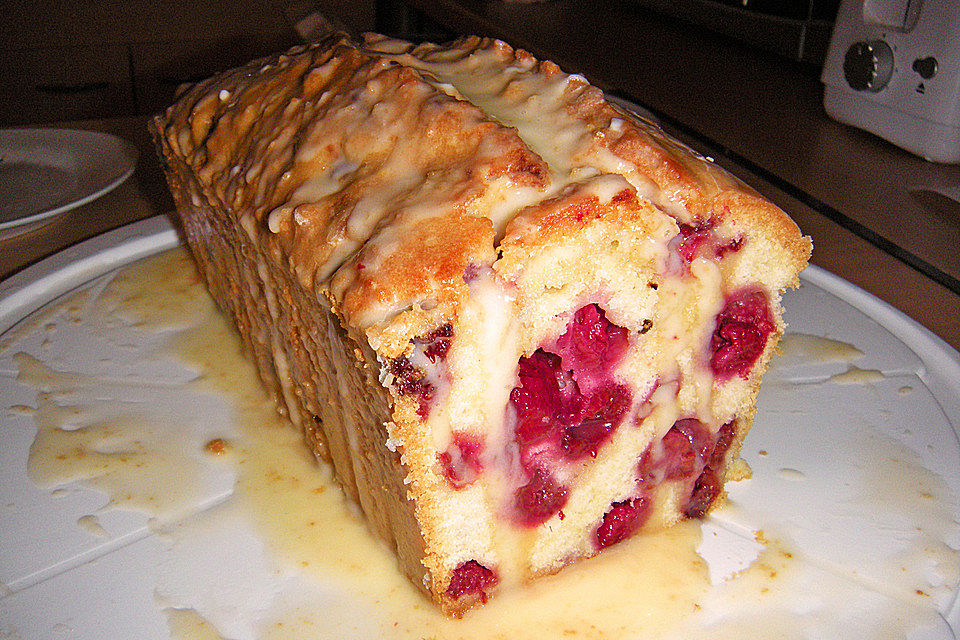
top-left (152, 33), bottom-right (811, 357)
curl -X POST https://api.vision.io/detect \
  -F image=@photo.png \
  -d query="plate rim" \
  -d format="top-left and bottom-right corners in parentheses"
top-left (0, 127), bottom-right (140, 233)
top-left (0, 215), bottom-right (178, 335)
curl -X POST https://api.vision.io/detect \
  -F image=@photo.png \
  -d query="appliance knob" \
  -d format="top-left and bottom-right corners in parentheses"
top-left (912, 56), bottom-right (938, 79)
top-left (843, 40), bottom-right (895, 92)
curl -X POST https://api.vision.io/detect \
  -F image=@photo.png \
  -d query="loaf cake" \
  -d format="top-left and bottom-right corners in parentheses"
top-left (151, 33), bottom-right (812, 616)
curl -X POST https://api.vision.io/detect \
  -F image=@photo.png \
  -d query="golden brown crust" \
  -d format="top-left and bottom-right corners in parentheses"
top-left (332, 213), bottom-right (495, 358)
top-left (157, 35), bottom-right (550, 335)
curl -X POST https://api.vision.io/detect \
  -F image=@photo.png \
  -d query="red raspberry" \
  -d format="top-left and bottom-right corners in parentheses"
top-left (513, 467), bottom-right (569, 527)
top-left (595, 497), bottom-right (651, 549)
top-left (445, 560), bottom-right (498, 603)
top-left (710, 289), bottom-right (774, 380)
top-left (685, 467), bottom-right (722, 519)
top-left (554, 304), bottom-right (629, 382)
top-left (560, 383), bottom-right (631, 460)
top-left (437, 433), bottom-right (485, 489)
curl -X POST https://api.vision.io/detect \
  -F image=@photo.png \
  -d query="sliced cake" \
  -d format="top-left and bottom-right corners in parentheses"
top-left (151, 33), bottom-right (812, 616)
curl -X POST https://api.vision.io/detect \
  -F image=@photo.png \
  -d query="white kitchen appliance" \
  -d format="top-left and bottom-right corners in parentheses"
top-left (821, 0), bottom-right (960, 163)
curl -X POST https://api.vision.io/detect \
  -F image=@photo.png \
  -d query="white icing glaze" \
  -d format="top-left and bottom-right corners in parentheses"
top-left (365, 39), bottom-right (664, 213)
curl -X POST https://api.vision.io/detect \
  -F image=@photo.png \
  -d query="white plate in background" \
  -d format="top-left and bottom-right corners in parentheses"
top-left (0, 128), bottom-right (138, 238)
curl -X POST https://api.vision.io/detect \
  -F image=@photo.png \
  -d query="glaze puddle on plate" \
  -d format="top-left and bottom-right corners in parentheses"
top-left (1, 239), bottom-right (959, 639)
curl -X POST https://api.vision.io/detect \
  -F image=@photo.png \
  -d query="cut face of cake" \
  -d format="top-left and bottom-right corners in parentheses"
top-left (151, 33), bottom-right (812, 616)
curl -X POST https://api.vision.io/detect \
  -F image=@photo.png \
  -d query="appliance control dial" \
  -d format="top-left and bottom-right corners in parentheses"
top-left (843, 40), bottom-right (895, 92)
top-left (912, 56), bottom-right (938, 79)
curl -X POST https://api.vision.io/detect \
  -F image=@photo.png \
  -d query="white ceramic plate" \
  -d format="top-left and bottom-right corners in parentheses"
top-left (0, 128), bottom-right (138, 238)
top-left (1, 217), bottom-right (959, 638)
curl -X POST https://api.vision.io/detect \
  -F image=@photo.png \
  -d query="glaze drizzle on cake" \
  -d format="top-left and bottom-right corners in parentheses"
top-left (151, 33), bottom-right (811, 616)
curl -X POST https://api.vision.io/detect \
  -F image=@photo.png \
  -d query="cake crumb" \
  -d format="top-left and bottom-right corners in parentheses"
top-left (204, 438), bottom-right (229, 455)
